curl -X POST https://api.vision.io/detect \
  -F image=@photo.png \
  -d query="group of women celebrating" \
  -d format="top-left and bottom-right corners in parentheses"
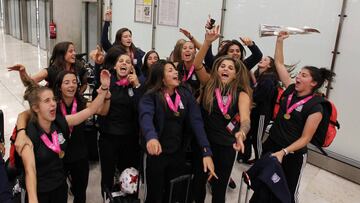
top-left (7, 9), bottom-right (335, 203)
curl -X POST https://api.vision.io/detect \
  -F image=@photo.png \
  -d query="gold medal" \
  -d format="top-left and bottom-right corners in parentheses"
top-left (174, 112), bottom-right (180, 117)
top-left (284, 114), bottom-right (291, 120)
top-left (224, 114), bottom-right (231, 120)
top-left (59, 150), bottom-right (65, 159)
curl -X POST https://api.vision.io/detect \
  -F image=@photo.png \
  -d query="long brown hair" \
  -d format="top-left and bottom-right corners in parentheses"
top-left (202, 56), bottom-right (252, 113)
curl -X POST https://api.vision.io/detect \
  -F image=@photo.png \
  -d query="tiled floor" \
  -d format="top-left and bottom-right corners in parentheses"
top-left (1, 29), bottom-right (360, 203)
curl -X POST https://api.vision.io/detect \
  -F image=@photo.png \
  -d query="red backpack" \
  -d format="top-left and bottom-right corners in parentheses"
top-left (5, 127), bottom-right (24, 181)
top-left (272, 87), bottom-right (285, 120)
top-left (309, 96), bottom-right (340, 155)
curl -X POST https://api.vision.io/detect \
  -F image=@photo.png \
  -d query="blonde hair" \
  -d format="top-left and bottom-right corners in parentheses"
top-left (202, 56), bottom-right (252, 113)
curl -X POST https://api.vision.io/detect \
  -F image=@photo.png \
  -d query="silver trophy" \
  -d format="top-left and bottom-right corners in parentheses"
top-left (259, 24), bottom-right (320, 37)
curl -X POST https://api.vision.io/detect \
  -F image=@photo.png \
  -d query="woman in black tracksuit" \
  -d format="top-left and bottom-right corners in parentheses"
top-left (260, 32), bottom-right (335, 203)
top-left (243, 56), bottom-right (279, 163)
top-left (139, 60), bottom-right (216, 203)
top-left (8, 42), bottom-right (88, 94)
top-left (97, 48), bottom-right (142, 194)
top-left (53, 70), bottom-right (110, 203)
top-left (139, 50), bottom-right (160, 85)
top-left (101, 10), bottom-right (145, 76)
top-left (15, 70), bottom-right (110, 203)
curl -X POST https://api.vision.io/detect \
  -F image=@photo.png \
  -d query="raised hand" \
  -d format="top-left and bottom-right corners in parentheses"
top-left (240, 37), bottom-right (254, 46)
top-left (8, 64), bottom-right (26, 72)
top-left (205, 25), bottom-right (220, 43)
top-left (104, 9), bottom-right (112, 22)
top-left (100, 69), bottom-right (111, 88)
top-left (277, 31), bottom-right (289, 41)
top-left (89, 45), bottom-right (104, 64)
top-left (95, 45), bottom-right (104, 64)
top-left (179, 28), bottom-right (192, 40)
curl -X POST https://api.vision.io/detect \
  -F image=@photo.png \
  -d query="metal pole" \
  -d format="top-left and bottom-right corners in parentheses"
top-left (326, 0), bottom-right (348, 97)
top-left (97, 0), bottom-right (103, 45)
top-left (219, 0), bottom-right (227, 46)
top-left (151, 0), bottom-right (157, 50)
top-left (35, 0), bottom-right (40, 47)
top-left (85, 2), bottom-right (89, 58)
top-left (3, 0), bottom-right (10, 34)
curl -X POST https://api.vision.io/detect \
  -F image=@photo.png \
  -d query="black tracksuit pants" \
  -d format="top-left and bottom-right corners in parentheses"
top-left (37, 182), bottom-right (68, 203)
top-left (99, 132), bottom-right (140, 193)
top-left (189, 141), bottom-right (208, 203)
top-left (64, 158), bottom-right (89, 203)
top-left (211, 143), bottom-right (237, 203)
top-left (145, 150), bottom-right (189, 203)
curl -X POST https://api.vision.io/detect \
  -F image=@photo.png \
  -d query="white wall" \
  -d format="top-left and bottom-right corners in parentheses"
top-left (112, 0), bottom-right (153, 53)
top-left (327, 0), bottom-right (360, 163)
top-left (53, 0), bottom-right (83, 51)
top-left (111, 0), bottom-right (360, 163)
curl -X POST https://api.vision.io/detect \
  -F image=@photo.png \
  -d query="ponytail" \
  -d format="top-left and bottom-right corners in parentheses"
top-left (304, 66), bottom-right (336, 90)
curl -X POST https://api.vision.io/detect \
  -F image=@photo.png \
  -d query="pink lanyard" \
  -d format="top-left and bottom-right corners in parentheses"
top-left (60, 98), bottom-right (77, 133)
top-left (115, 78), bottom-right (129, 87)
top-left (182, 64), bottom-right (195, 82)
top-left (215, 88), bottom-right (232, 117)
top-left (164, 90), bottom-right (181, 113)
top-left (40, 130), bottom-right (61, 154)
top-left (285, 92), bottom-right (314, 118)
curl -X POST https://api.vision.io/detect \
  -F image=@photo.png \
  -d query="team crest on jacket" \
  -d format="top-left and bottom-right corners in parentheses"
top-left (271, 173), bottom-right (281, 183)
top-left (295, 105), bottom-right (303, 112)
top-left (58, 132), bottom-right (66, 144)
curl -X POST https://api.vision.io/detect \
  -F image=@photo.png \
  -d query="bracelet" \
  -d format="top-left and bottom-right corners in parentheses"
top-left (188, 35), bottom-right (193, 40)
top-left (134, 83), bottom-right (141, 89)
top-left (236, 130), bottom-right (246, 141)
top-left (101, 86), bottom-right (109, 91)
top-left (17, 128), bottom-right (26, 135)
top-left (282, 148), bottom-right (289, 156)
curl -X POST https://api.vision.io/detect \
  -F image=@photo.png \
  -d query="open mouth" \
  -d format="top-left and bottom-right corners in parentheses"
top-left (66, 89), bottom-right (75, 94)
top-left (50, 109), bottom-right (56, 117)
top-left (120, 66), bottom-right (127, 71)
top-left (221, 73), bottom-right (229, 80)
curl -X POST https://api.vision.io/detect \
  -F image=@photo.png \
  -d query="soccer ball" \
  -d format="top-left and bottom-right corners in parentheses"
top-left (119, 167), bottom-right (139, 194)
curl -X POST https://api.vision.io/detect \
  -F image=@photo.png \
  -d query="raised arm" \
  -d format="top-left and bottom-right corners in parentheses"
top-left (95, 90), bottom-right (111, 116)
top-left (193, 25), bottom-right (220, 85)
top-left (22, 145), bottom-right (38, 203)
top-left (8, 64), bottom-right (48, 85)
top-left (274, 32), bottom-right (292, 88)
top-left (101, 9), bottom-right (112, 52)
top-left (179, 28), bottom-right (202, 50)
top-left (241, 37), bottom-right (263, 70)
top-left (65, 70), bottom-right (110, 126)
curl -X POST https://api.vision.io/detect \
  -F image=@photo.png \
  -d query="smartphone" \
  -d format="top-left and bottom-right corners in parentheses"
top-left (207, 18), bottom-right (216, 29)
